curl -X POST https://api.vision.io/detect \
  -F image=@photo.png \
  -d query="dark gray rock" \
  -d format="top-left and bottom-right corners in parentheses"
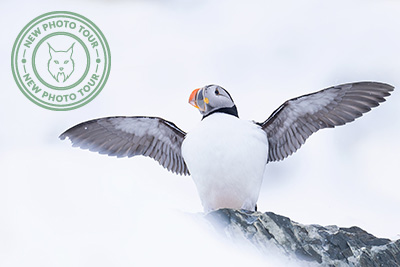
top-left (205, 209), bottom-right (400, 266)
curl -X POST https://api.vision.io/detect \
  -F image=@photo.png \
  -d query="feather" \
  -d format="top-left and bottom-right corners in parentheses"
top-left (258, 82), bottom-right (394, 162)
top-left (60, 116), bottom-right (190, 175)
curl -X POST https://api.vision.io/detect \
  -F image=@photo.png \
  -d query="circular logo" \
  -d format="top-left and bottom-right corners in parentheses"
top-left (11, 11), bottom-right (111, 111)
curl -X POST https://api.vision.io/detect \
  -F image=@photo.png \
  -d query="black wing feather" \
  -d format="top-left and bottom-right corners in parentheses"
top-left (60, 116), bottom-right (190, 175)
top-left (258, 82), bottom-right (394, 162)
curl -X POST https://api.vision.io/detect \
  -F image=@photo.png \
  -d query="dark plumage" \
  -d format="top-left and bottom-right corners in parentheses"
top-left (60, 82), bottom-right (394, 211)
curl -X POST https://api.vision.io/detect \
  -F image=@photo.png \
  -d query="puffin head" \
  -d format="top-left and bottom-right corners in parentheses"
top-left (188, 85), bottom-right (238, 118)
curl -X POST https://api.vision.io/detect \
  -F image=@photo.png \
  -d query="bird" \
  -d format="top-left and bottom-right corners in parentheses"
top-left (60, 82), bottom-right (394, 212)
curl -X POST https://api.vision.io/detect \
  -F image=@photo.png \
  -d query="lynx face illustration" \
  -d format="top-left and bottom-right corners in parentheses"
top-left (47, 43), bottom-right (75, 83)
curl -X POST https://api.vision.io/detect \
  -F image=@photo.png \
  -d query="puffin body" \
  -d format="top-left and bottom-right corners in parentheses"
top-left (59, 82), bottom-right (394, 212)
top-left (182, 113), bottom-right (268, 211)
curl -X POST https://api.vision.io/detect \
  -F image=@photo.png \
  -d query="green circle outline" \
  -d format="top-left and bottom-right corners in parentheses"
top-left (12, 13), bottom-right (110, 110)
top-left (32, 32), bottom-right (90, 91)
top-left (13, 12), bottom-right (111, 110)
top-left (13, 13), bottom-right (109, 109)
top-left (11, 11), bottom-right (111, 111)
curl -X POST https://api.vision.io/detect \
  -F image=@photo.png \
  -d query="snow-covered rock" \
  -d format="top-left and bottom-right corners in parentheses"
top-left (205, 209), bottom-right (400, 266)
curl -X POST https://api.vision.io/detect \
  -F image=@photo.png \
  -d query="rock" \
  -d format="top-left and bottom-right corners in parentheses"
top-left (205, 209), bottom-right (400, 266)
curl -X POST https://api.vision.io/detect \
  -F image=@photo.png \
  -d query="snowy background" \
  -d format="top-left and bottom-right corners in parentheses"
top-left (1, 0), bottom-right (399, 266)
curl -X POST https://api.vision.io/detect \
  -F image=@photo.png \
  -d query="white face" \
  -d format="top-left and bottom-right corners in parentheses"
top-left (193, 85), bottom-right (235, 116)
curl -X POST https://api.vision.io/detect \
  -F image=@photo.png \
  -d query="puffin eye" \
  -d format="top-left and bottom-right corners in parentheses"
top-left (215, 89), bottom-right (220, 95)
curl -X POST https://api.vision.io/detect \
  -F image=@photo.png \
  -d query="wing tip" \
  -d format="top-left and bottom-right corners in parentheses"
top-left (59, 131), bottom-right (68, 140)
top-left (354, 81), bottom-right (395, 91)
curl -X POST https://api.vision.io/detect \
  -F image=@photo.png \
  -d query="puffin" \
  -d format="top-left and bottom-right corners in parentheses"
top-left (60, 82), bottom-right (394, 212)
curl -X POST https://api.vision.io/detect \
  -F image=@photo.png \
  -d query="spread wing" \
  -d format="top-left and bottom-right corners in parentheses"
top-left (59, 116), bottom-right (190, 175)
top-left (258, 82), bottom-right (394, 162)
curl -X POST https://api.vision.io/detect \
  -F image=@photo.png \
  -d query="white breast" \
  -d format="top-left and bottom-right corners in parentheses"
top-left (181, 113), bottom-right (269, 212)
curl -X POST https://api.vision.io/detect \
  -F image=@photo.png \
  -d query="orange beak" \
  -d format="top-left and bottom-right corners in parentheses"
top-left (189, 88), bottom-right (200, 109)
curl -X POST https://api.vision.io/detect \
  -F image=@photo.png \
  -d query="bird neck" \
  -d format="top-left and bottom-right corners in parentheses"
top-left (202, 105), bottom-right (239, 120)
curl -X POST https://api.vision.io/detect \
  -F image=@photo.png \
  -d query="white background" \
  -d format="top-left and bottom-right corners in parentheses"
top-left (1, 1), bottom-right (399, 266)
